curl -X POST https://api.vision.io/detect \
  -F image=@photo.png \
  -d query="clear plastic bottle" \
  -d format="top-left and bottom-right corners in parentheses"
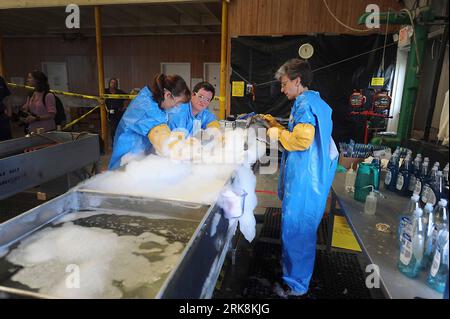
top-left (422, 203), bottom-right (436, 269)
top-left (427, 222), bottom-right (449, 293)
top-left (434, 199), bottom-right (448, 230)
top-left (345, 163), bottom-right (356, 193)
top-left (398, 208), bottom-right (425, 278)
top-left (444, 163), bottom-right (449, 185)
top-left (421, 166), bottom-right (439, 205)
top-left (425, 171), bottom-right (443, 206)
top-left (364, 186), bottom-right (377, 215)
top-left (414, 161), bottom-right (429, 196)
top-left (398, 194), bottom-right (421, 247)
top-left (408, 156), bottom-right (422, 196)
top-left (424, 199), bottom-right (449, 269)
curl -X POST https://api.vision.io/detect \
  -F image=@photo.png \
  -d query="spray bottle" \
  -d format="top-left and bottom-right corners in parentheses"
top-left (363, 185), bottom-right (378, 215)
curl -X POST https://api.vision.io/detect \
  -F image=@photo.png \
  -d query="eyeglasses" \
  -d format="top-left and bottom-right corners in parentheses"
top-left (194, 92), bottom-right (212, 104)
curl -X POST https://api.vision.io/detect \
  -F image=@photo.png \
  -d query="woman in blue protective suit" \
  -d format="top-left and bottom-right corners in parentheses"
top-left (108, 73), bottom-right (191, 170)
top-left (264, 59), bottom-right (338, 297)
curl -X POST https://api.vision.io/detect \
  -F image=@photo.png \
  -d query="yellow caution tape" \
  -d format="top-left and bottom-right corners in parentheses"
top-left (7, 83), bottom-right (35, 90)
top-left (9, 82), bottom-right (225, 102)
top-left (104, 94), bottom-right (223, 101)
top-left (101, 93), bottom-right (137, 100)
top-left (50, 89), bottom-right (99, 100)
top-left (62, 105), bottom-right (101, 130)
top-left (8, 83), bottom-right (99, 100)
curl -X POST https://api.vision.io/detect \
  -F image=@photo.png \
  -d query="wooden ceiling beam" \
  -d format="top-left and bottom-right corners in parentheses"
top-left (0, 0), bottom-right (219, 10)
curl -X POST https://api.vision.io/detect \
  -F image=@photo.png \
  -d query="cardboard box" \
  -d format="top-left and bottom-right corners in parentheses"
top-left (338, 153), bottom-right (364, 170)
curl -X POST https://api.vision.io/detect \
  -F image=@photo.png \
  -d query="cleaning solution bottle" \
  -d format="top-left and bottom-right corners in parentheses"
top-left (423, 203), bottom-right (436, 269)
top-left (345, 163), bottom-right (356, 193)
top-left (408, 156), bottom-right (422, 196)
top-left (396, 155), bottom-right (412, 196)
top-left (398, 207), bottom-right (425, 278)
top-left (414, 160), bottom-right (429, 196)
top-left (427, 222), bottom-right (449, 293)
top-left (398, 194), bottom-right (421, 247)
top-left (364, 185), bottom-right (377, 215)
top-left (424, 199), bottom-right (449, 267)
top-left (422, 170), bottom-right (443, 206)
top-left (443, 163), bottom-right (449, 201)
top-left (385, 153), bottom-right (399, 191)
top-left (434, 199), bottom-right (448, 231)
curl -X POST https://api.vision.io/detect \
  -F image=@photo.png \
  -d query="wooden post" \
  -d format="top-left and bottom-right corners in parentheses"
top-left (219, 0), bottom-right (228, 120)
top-left (94, 6), bottom-right (109, 151)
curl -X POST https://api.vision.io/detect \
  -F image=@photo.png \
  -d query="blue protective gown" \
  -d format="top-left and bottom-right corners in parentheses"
top-left (108, 86), bottom-right (167, 170)
top-left (278, 90), bottom-right (338, 294)
top-left (167, 102), bottom-right (217, 137)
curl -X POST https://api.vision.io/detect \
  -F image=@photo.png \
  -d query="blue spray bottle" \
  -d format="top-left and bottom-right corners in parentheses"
top-left (398, 207), bottom-right (425, 278)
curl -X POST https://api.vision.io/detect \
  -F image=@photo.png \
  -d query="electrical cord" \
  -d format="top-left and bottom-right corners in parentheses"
top-left (322, 0), bottom-right (372, 33)
top-left (381, 8), bottom-right (391, 74)
top-left (231, 42), bottom-right (397, 89)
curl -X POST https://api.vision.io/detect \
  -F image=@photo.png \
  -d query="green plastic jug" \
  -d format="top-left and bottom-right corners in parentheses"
top-left (354, 163), bottom-right (380, 202)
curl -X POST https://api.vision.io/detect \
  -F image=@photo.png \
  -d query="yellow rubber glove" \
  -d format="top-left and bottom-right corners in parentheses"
top-left (148, 125), bottom-right (188, 157)
top-left (267, 123), bottom-right (315, 152)
top-left (206, 120), bottom-right (221, 129)
top-left (148, 124), bottom-right (172, 156)
top-left (169, 137), bottom-right (202, 161)
top-left (262, 114), bottom-right (284, 130)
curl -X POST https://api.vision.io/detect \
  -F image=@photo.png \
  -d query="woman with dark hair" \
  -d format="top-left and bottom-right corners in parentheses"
top-left (108, 73), bottom-right (191, 170)
top-left (263, 59), bottom-right (338, 297)
top-left (20, 70), bottom-right (56, 133)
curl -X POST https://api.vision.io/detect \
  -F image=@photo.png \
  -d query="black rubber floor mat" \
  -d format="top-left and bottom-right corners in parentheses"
top-left (259, 207), bottom-right (329, 246)
top-left (259, 207), bottom-right (281, 239)
top-left (242, 242), bottom-right (374, 299)
top-left (317, 217), bottom-right (329, 247)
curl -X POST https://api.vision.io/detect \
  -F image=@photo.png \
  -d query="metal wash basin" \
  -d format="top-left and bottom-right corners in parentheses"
top-left (0, 132), bottom-right (100, 200)
top-left (0, 190), bottom-right (237, 299)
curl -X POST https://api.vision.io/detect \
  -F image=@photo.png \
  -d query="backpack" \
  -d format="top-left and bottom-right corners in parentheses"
top-left (43, 91), bottom-right (67, 126)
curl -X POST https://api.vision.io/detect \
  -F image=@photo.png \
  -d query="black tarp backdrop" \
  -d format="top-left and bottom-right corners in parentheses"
top-left (230, 35), bottom-right (397, 144)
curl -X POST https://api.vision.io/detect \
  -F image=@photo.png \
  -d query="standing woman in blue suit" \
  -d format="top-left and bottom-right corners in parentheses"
top-left (264, 59), bottom-right (338, 297)
top-left (108, 73), bottom-right (191, 170)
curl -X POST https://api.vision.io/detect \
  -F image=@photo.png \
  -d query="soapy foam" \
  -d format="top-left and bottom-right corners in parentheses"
top-left (77, 128), bottom-right (266, 205)
top-left (5, 211), bottom-right (196, 299)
